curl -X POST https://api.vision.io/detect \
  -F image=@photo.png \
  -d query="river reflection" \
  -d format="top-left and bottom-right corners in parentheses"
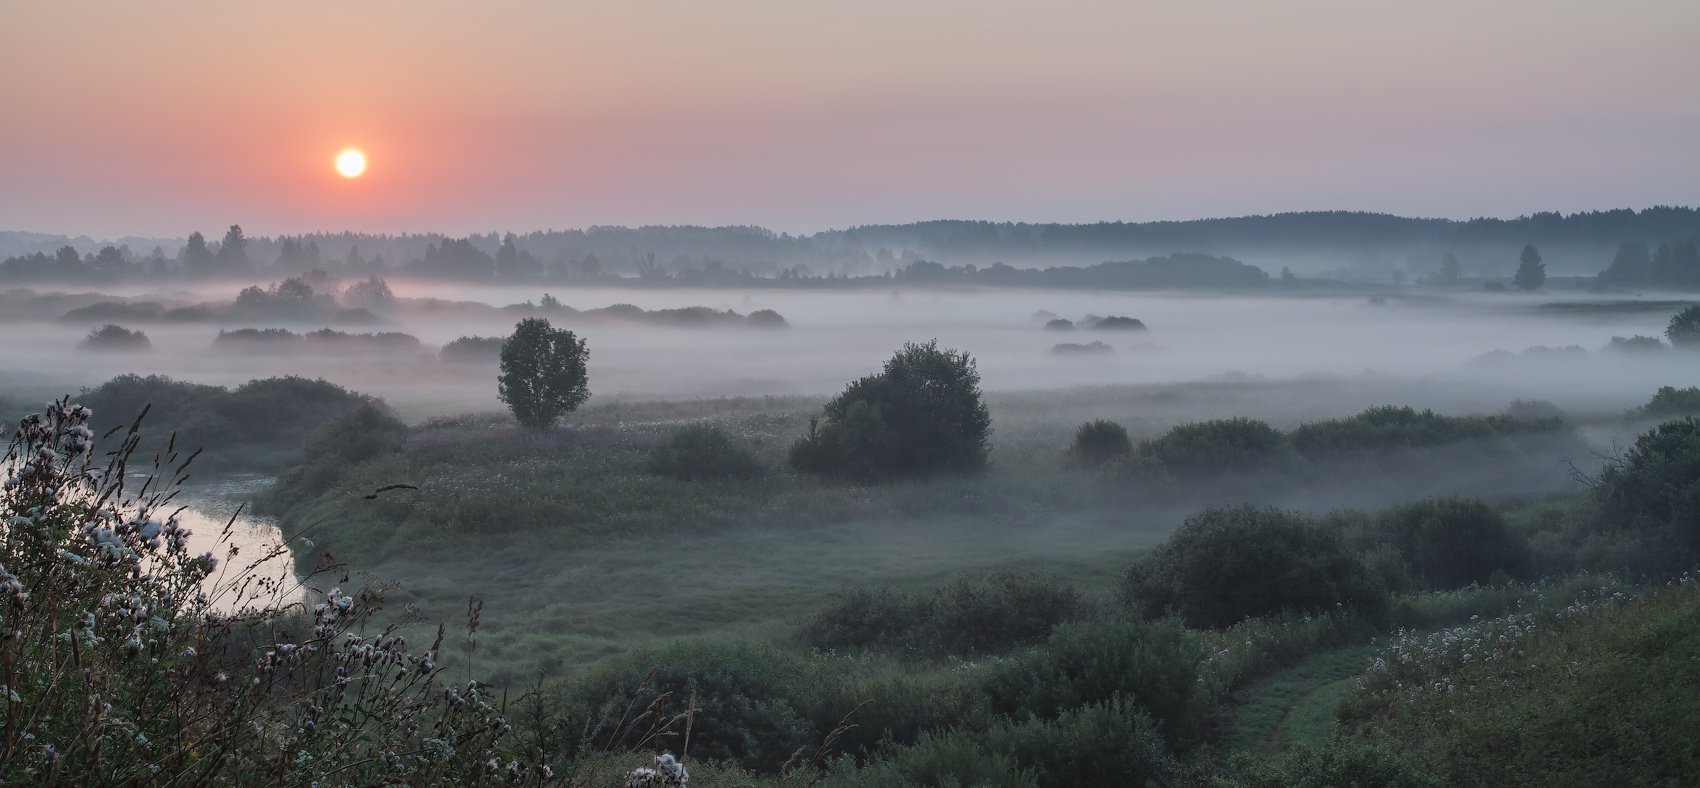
top-left (169, 475), bottom-right (307, 612)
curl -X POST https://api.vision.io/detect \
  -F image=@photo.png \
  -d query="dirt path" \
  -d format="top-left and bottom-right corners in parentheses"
top-left (1270, 674), bottom-right (1361, 754)
top-left (1222, 643), bottom-right (1377, 755)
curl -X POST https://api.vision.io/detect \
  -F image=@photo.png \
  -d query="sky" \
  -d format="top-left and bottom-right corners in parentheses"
top-left (4, 0), bottom-right (1698, 239)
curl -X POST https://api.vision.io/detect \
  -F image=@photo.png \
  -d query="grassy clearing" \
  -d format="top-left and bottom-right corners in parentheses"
top-left (354, 508), bottom-right (1167, 681)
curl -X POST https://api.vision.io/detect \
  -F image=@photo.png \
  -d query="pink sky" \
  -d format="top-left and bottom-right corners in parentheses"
top-left (4, 0), bottom-right (1697, 238)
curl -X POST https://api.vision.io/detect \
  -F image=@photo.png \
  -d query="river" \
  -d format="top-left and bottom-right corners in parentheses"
top-left (169, 475), bottom-right (307, 613)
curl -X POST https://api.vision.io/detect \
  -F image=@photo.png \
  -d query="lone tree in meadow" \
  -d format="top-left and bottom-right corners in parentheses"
top-left (498, 317), bottom-right (589, 428)
top-left (1513, 243), bottom-right (1546, 291)
top-left (1667, 305), bottom-right (1700, 350)
top-left (790, 340), bottom-right (991, 480)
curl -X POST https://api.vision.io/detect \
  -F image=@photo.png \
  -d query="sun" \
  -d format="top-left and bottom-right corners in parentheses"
top-left (335, 148), bottom-right (367, 178)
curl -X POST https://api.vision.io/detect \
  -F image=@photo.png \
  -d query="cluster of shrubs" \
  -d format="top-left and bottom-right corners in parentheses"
top-left (62, 300), bottom-right (215, 323)
top-left (1605, 334), bottom-right (1667, 353)
top-left (212, 327), bottom-right (422, 353)
top-left (1590, 416), bottom-right (1700, 573)
top-left (551, 616), bottom-right (1202, 786)
top-left (1122, 506), bottom-right (1388, 627)
top-left (270, 400), bottom-right (410, 503)
top-left (1504, 397), bottom-right (1566, 421)
top-left (304, 327), bottom-right (423, 351)
top-left (1469, 326), bottom-right (1697, 362)
top-left (800, 571), bottom-right (1093, 657)
top-left (1631, 385), bottom-right (1700, 420)
top-left (1064, 405), bottom-right (1571, 494)
top-left (1469, 345), bottom-right (1588, 365)
top-left (75, 373), bottom-right (378, 469)
top-left (78, 323), bottom-right (150, 351)
top-left (506, 300), bottom-right (789, 328)
top-left (440, 334), bottom-right (506, 362)
top-left (1043, 314), bottom-right (1147, 331)
top-left (1121, 500), bottom-right (1537, 629)
top-left (1050, 340), bottom-right (1114, 356)
top-left (1064, 419), bottom-right (1133, 467)
top-left (213, 327), bottom-right (302, 347)
top-left (230, 275), bottom-right (380, 323)
top-left (646, 423), bottom-right (764, 481)
top-left (1288, 404), bottom-right (1562, 458)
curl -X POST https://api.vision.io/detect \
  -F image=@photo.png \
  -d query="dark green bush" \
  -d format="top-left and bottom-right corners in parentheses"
top-left (813, 672), bottom-right (991, 761)
top-left (1633, 386), bottom-right (1700, 420)
top-left (1090, 315), bottom-right (1147, 330)
top-left (224, 376), bottom-right (378, 438)
top-left (647, 423), bottom-right (763, 481)
top-left (1218, 739), bottom-right (1446, 788)
top-left (440, 335), bottom-right (505, 362)
top-left (273, 401), bottom-right (409, 501)
top-left (871, 733), bottom-right (1034, 787)
top-left (1291, 405), bottom-right (1561, 462)
top-left (213, 327), bottom-right (303, 348)
top-left (1373, 498), bottom-right (1530, 588)
top-left (1593, 418), bottom-right (1700, 563)
top-left (800, 588), bottom-right (929, 653)
top-left (1065, 419), bottom-right (1132, 467)
top-left (302, 328), bottom-right (423, 352)
top-left (1131, 417), bottom-right (1291, 477)
top-left (77, 373), bottom-right (223, 434)
top-left (1121, 506), bottom-right (1388, 628)
top-left (79, 323), bottom-right (150, 351)
top-left (800, 571), bottom-right (1091, 657)
top-left (76, 374), bottom-right (373, 466)
top-left (747, 308), bottom-right (788, 327)
top-left (931, 573), bottom-right (1093, 656)
top-left (877, 700), bottom-right (1180, 788)
top-left (979, 618), bottom-right (1204, 746)
top-left (555, 642), bottom-right (822, 772)
top-left (1604, 334), bottom-right (1666, 353)
top-left (1667, 304), bottom-right (1700, 348)
top-left (790, 341), bottom-right (992, 481)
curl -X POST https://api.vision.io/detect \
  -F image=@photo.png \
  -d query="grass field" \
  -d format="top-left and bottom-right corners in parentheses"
top-left (263, 378), bottom-right (1623, 681)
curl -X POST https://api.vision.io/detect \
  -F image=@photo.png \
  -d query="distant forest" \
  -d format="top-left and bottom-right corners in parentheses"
top-left (4, 207), bottom-right (1699, 287)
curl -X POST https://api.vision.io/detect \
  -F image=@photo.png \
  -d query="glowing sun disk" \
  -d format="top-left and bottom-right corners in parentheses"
top-left (336, 149), bottom-right (367, 178)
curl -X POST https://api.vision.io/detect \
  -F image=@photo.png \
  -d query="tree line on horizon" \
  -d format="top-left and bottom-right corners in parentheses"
top-left (4, 208), bottom-right (1700, 286)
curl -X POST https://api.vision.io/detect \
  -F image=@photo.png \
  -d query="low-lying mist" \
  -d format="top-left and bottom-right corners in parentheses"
top-left (3, 280), bottom-right (1693, 421)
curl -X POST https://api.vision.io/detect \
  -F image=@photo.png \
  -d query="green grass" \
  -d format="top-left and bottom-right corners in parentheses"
top-left (351, 508), bottom-right (1167, 682)
top-left (1340, 578), bottom-right (1700, 787)
top-left (257, 382), bottom-right (1639, 685)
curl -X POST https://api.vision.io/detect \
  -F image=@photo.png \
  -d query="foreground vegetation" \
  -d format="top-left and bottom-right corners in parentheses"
top-left (0, 402), bottom-right (547, 784)
top-left (7, 366), bottom-right (1699, 784)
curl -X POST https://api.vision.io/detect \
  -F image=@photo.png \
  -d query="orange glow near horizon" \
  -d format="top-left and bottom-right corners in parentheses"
top-left (1, 1), bottom-right (1697, 236)
top-left (336, 149), bottom-right (368, 179)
